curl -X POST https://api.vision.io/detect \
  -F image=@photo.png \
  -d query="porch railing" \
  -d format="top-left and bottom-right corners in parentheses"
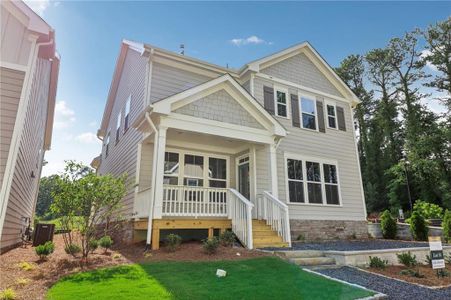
top-left (162, 185), bottom-right (228, 217)
top-left (257, 191), bottom-right (292, 247)
top-left (228, 188), bottom-right (254, 249)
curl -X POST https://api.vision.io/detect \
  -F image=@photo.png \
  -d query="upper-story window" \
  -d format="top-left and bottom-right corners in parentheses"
top-left (275, 88), bottom-right (288, 118)
top-left (115, 112), bottom-right (121, 144)
top-left (326, 102), bottom-right (337, 129)
top-left (104, 132), bottom-right (110, 157)
top-left (300, 96), bottom-right (317, 130)
top-left (124, 96), bottom-right (131, 132)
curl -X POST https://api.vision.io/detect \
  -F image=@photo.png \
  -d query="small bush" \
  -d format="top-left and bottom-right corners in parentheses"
top-left (397, 252), bottom-right (417, 267)
top-left (380, 210), bottom-right (397, 239)
top-left (399, 268), bottom-right (424, 278)
top-left (165, 234), bottom-right (182, 252)
top-left (0, 288), bottom-right (16, 300)
top-left (219, 231), bottom-right (235, 247)
top-left (99, 236), bottom-right (113, 253)
top-left (413, 200), bottom-right (443, 219)
top-left (425, 254), bottom-right (432, 266)
top-left (202, 237), bottom-right (219, 254)
top-left (89, 239), bottom-right (99, 253)
top-left (15, 278), bottom-right (29, 287)
top-left (296, 234), bottom-right (305, 241)
top-left (112, 252), bottom-right (121, 259)
top-left (17, 262), bottom-right (34, 271)
top-left (64, 243), bottom-right (81, 255)
top-left (443, 210), bottom-right (451, 243)
top-left (409, 211), bottom-right (428, 241)
top-left (369, 256), bottom-right (388, 269)
top-left (35, 241), bottom-right (55, 260)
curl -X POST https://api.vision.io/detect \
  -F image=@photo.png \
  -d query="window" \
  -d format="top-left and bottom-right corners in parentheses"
top-left (300, 97), bottom-right (316, 130)
top-left (115, 112), bottom-right (121, 143)
top-left (124, 97), bottom-right (131, 131)
top-left (104, 133), bottom-right (110, 157)
top-left (209, 157), bottom-right (227, 188)
top-left (164, 152), bottom-right (179, 185)
top-left (287, 159), bottom-right (304, 203)
top-left (286, 156), bottom-right (340, 206)
top-left (183, 154), bottom-right (204, 186)
top-left (326, 103), bottom-right (337, 129)
top-left (275, 89), bottom-right (288, 118)
top-left (324, 164), bottom-right (339, 205)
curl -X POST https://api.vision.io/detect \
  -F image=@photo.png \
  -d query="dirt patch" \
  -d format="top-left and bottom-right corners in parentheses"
top-left (0, 235), bottom-right (269, 300)
top-left (367, 264), bottom-right (451, 287)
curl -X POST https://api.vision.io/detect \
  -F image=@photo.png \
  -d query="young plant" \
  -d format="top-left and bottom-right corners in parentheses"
top-left (380, 210), bottom-right (397, 239)
top-left (399, 268), bottom-right (424, 278)
top-left (64, 243), bottom-right (81, 256)
top-left (219, 231), bottom-right (235, 247)
top-left (425, 254), bottom-right (432, 266)
top-left (409, 211), bottom-right (428, 241)
top-left (99, 236), bottom-right (113, 254)
top-left (35, 241), bottom-right (55, 260)
top-left (202, 237), bottom-right (219, 254)
top-left (88, 239), bottom-right (99, 253)
top-left (165, 234), bottom-right (182, 252)
top-left (369, 256), bottom-right (388, 269)
top-left (296, 234), bottom-right (305, 242)
top-left (17, 262), bottom-right (35, 271)
top-left (397, 252), bottom-right (417, 267)
top-left (0, 288), bottom-right (16, 300)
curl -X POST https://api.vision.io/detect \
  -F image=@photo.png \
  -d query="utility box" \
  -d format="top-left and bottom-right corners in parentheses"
top-left (33, 223), bottom-right (55, 246)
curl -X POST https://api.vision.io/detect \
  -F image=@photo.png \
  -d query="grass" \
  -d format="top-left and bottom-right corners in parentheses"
top-left (47, 257), bottom-right (373, 300)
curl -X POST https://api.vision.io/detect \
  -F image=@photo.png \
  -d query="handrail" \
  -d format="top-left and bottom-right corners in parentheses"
top-left (228, 188), bottom-right (254, 249)
top-left (263, 191), bottom-right (289, 209)
top-left (229, 188), bottom-right (254, 207)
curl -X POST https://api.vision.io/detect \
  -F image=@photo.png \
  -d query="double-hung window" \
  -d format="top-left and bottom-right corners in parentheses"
top-left (164, 152), bottom-right (179, 185)
top-left (184, 154), bottom-right (204, 187)
top-left (300, 96), bottom-right (316, 130)
top-left (326, 102), bottom-right (337, 129)
top-left (287, 159), bottom-right (304, 203)
top-left (275, 89), bottom-right (288, 118)
top-left (115, 112), bottom-right (121, 144)
top-left (324, 164), bottom-right (339, 204)
top-left (306, 161), bottom-right (322, 204)
top-left (124, 97), bottom-right (131, 131)
top-left (208, 158), bottom-right (227, 188)
top-left (104, 133), bottom-right (110, 158)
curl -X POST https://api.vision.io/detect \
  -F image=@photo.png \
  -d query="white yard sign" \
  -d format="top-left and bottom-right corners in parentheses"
top-left (428, 236), bottom-right (445, 270)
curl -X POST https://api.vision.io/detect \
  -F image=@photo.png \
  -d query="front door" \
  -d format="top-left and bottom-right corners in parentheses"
top-left (237, 156), bottom-right (250, 200)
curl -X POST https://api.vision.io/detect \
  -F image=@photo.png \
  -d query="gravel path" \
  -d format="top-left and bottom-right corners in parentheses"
top-left (264, 240), bottom-right (436, 251)
top-left (317, 266), bottom-right (451, 300)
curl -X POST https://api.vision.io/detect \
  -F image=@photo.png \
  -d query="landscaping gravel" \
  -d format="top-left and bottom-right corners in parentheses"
top-left (317, 266), bottom-right (451, 300)
top-left (264, 240), bottom-right (436, 251)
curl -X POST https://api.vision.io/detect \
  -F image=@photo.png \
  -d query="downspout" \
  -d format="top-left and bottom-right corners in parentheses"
top-left (144, 111), bottom-right (158, 250)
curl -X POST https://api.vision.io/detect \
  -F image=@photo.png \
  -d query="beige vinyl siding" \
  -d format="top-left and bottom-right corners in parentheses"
top-left (255, 146), bottom-right (270, 196)
top-left (150, 62), bottom-right (212, 103)
top-left (0, 68), bottom-right (24, 186)
top-left (261, 53), bottom-right (343, 98)
top-left (1, 59), bottom-right (51, 250)
top-left (138, 141), bottom-right (154, 191)
top-left (98, 49), bottom-right (146, 217)
top-left (242, 80), bottom-right (250, 93)
top-left (253, 77), bottom-right (365, 221)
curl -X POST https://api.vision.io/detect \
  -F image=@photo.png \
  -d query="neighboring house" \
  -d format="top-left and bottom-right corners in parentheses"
top-left (0, 0), bottom-right (59, 253)
top-left (94, 39), bottom-right (366, 250)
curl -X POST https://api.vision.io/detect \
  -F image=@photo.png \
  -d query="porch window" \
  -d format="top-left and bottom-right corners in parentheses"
top-left (209, 157), bottom-right (227, 188)
top-left (300, 97), bottom-right (316, 130)
top-left (275, 89), bottom-right (288, 118)
top-left (164, 152), bottom-right (179, 185)
top-left (287, 159), bottom-right (304, 203)
top-left (183, 154), bottom-right (204, 186)
top-left (326, 103), bottom-right (337, 129)
top-left (324, 164), bottom-right (339, 205)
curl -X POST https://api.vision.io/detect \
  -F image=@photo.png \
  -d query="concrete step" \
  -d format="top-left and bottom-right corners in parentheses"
top-left (253, 236), bottom-right (284, 244)
top-left (289, 257), bottom-right (336, 266)
top-left (277, 250), bottom-right (325, 258)
top-left (253, 230), bottom-right (279, 237)
top-left (254, 242), bottom-right (289, 248)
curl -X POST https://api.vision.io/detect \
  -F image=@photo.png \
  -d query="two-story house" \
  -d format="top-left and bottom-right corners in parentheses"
top-left (93, 39), bottom-right (367, 250)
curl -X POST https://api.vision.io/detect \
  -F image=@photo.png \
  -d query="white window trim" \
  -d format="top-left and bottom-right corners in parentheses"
top-left (298, 92), bottom-right (319, 132)
top-left (124, 96), bottom-right (131, 131)
top-left (325, 100), bottom-right (338, 130)
top-left (284, 152), bottom-right (342, 207)
top-left (274, 86), bottom-right (290, 119)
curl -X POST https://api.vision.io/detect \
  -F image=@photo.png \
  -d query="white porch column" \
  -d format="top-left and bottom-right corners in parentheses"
top-left (269, 143), bottom-right (278, 198)
top-left (152, 125), bottom-right (167, 219)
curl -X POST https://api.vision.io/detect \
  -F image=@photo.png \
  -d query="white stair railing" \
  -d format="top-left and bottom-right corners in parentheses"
top-left (257, 191), bottom-right (292, 247)
top-left (228, 188), bottom-right (254, 249)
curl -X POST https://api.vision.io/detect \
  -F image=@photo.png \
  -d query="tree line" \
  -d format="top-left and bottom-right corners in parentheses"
top-left (335, 17), bottom-right (450, 215)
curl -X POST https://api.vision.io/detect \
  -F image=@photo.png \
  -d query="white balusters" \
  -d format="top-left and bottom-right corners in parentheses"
top-left (228, 188), bottom-right (254, 249)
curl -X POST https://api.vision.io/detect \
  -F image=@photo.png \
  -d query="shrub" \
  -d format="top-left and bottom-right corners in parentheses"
top-left (399, 268), bottom-right (424, 278)
top-left (89, 239), bottom-right (99, 253)
top-left (219, 231), bottom-right (235, 247)
top-left (17, 262), bottom-right (34, 271)
top-left (15, 278), bottom-right (29, 287)
top-left (369, 256), bottom-right (388, 269)
top-left (443, 210), bottom-right (451, 243)
top-left (409, 211), bottom-right (428, 241)
top-left (413, 200), bottom-right (443, 219)
top-left (165, 234), bottom-right (182, 252)
top-left (380, 210), bottom-right (397, 239)
top-left (35, 241), bottom-right (55, 260)
top-left (425, 254), bottom-right (432, 266)
top-left (202, 237), bottom-right (219, 254)
top-left (99, 236), bottom-right (113, 253)
top-left (296, 234), bottom-right (305, 241)
top-left (0, 288), bottom-right (16, 300)
top-left (397, 252), bottom-right (417, 267)
top-left (64, 243), bottom-right (81, 256)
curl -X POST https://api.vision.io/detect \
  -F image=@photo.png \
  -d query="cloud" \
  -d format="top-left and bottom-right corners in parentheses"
top-left (75, 132), bottom-right (99, 144)
top-left (24, 0), bottom-right (50, 16)
top-left (229, 35), bottom-right (272, 46)
top-left (420, 49), bottom-right (438, 72)
top-left (54, 101), bottom-right (76, 129)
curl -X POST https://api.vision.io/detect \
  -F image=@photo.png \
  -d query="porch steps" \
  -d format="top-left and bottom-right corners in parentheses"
top-left (277, 250), bottom-right (337, 267)
top-left (252, 220), bottom-right (289, 248)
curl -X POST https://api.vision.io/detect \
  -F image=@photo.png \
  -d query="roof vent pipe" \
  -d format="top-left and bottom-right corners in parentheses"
top-left (180, 44), bottom-right (185, 55)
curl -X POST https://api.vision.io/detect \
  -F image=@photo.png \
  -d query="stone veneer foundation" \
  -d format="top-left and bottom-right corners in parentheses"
top-left (290, 220), bottom-right (368, 241)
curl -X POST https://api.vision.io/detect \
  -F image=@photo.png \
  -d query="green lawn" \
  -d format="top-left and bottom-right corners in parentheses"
top-left (47, 257), bottom-right (373, 300)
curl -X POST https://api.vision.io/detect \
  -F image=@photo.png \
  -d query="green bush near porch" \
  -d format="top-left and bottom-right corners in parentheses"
top-left (46, 257), bottom-right (373, 300)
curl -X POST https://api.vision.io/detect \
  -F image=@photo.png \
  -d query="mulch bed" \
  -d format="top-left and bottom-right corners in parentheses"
top-left (0, 235), bottom-right (268, 300)
top-left (368, 265), bottom-right (451, 287)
